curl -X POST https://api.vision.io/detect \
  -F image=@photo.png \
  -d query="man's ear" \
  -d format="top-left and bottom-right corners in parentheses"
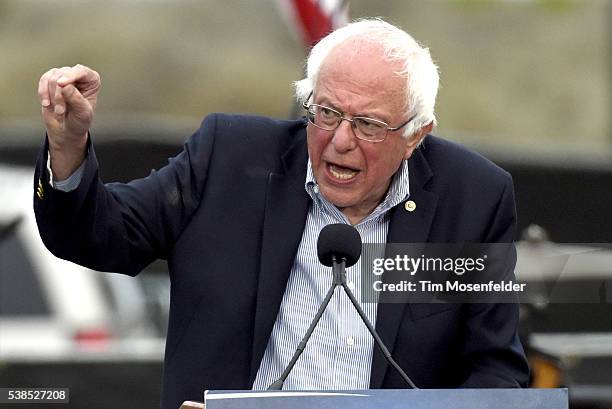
top-left (403, 121), bottom-right (434, 160)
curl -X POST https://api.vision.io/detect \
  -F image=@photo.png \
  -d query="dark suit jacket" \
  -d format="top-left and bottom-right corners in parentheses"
top-left (34, 113), bottom-right (529, 409)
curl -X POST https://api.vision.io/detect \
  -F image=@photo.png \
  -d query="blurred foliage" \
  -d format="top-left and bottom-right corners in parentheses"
top-left (454, 0), bottom-right (580, 12)
top-left (0, 0), bottom-right (610, 151)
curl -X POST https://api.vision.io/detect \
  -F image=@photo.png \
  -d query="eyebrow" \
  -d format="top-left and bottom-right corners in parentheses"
top-left (314, 97), bottom-right (390, 123)
top-left (314, 97), bottom-right (341, 112)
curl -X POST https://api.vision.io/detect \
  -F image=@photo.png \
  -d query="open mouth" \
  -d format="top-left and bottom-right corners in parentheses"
top-left (327, 163), bottom-right (360, 181)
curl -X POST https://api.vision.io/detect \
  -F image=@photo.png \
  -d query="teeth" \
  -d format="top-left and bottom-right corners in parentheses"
top-left (329, 164), bottom-right (358, 180)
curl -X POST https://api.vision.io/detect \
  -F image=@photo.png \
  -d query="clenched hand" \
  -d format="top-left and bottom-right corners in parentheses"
top-left (37, 64), bottom-right (101, 180)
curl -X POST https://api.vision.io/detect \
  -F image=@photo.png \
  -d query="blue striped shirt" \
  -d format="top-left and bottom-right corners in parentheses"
top-left (252, 159), bottom-right (410, 390)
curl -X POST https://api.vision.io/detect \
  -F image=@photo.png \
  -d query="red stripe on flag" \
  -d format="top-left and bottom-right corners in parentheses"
top-left (292, 0), bottom-right (334, 48)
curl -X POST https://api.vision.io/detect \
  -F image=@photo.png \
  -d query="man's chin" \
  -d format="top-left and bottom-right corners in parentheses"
top-left (318, 186), bottom-right (359, 209)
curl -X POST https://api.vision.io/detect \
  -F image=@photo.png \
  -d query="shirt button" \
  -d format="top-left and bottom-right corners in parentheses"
top-left (346, 336), bottom-right (355, 346)
top-left (313, 185), bottom-right (319, 194)
top-left (348, 281), bottom-right (355, 291)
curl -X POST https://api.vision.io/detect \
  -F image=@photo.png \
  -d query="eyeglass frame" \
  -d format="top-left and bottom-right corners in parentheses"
top-left (302, 91), bottom-right (416, 143)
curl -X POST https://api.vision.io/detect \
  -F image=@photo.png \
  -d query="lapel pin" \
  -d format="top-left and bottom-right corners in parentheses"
top-left (404, 200), bottom-right (416, 212)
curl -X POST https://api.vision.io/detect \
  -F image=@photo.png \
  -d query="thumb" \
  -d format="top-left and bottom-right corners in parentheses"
top-left (60, 83), bottom-right (91, 112)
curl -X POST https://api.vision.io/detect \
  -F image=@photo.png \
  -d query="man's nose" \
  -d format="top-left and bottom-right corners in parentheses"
top-left (331, 119), bottom-right (357, 153)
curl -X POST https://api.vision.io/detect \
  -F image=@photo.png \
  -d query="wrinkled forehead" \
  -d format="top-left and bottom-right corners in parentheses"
top-left (316, 38), bottom-right (408, 108)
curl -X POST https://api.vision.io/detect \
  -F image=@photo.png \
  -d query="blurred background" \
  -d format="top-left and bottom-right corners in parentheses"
top-left (0, 0), bottom-right (611, 408)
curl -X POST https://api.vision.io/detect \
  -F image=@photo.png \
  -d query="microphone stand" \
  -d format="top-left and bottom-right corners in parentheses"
top-left (267, 256), bottom-right (346, 390)
top-left (268, 255), bottom-right (418, 390)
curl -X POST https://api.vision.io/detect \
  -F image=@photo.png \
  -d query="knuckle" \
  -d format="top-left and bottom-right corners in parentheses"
top-left (41, 69), bottom-right (55, 82)
top-left (75, 63), bottom-right (91, 77)
top-left (49, 70), bottom-right (61, 82)
top-left (60, 66), bottom-right (73, 77)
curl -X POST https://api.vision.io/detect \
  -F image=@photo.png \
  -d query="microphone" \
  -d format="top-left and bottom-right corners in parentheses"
top-left (267, 223), bottom-right (418, 390)
top-left (317, 223), bottom-right (362, 268)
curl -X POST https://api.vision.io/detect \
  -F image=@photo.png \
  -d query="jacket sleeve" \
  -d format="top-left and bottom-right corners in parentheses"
top-left (33, 114), bottom-right (218, 276)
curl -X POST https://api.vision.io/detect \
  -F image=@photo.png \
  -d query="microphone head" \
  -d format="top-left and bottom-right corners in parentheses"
top-left (317, 223), bottom-right (362, 268)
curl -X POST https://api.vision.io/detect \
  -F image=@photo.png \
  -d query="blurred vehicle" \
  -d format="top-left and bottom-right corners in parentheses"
top-left (0, 164), bottom-right (168, 358)
top-left (516, 225), bottom-right (612, 409)
top-left (0, 164), bottom-right (169, 408)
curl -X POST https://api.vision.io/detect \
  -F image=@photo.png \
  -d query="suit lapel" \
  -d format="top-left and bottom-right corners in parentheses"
top-left (370, 143), bottom-right (439, 388)
top-left (249, 130), bottom-right (310, 384)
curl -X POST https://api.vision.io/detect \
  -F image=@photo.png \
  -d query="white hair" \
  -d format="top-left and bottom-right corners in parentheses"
top-left (294, 18), bottom-right (440, 138)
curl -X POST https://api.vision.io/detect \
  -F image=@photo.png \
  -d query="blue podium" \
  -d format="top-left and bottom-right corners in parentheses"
top-left (199, 389), bottom-right (567, 409)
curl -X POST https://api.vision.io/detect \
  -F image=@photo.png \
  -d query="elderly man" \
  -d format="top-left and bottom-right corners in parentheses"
top-left (35, 19), bottom-right (528, 409)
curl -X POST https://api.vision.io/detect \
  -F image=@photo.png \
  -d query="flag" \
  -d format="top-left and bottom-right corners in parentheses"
top-left (276, 0), bottom-right (349, 49)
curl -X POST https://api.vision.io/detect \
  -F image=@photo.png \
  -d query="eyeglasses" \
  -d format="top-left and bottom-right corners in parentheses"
top-left (302, 93), bottom-right (415, 143)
